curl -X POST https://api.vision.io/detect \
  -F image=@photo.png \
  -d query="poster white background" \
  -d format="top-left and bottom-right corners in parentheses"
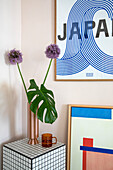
top-left (56, 0), bottom-right (113, 80)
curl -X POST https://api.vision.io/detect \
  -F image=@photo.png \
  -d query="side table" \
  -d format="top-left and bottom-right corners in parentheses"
top-left (3, 138), bottom-right (66, 170)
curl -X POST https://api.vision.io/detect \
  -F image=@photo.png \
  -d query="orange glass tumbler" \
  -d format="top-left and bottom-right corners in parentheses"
top-left (42, 133), bottom-right (57, 147)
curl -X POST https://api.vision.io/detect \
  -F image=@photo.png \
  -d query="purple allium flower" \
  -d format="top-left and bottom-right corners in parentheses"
top-left (8, 49), bottom-right (23, 65)
top-left (45, 44), bottom-right (60, 59)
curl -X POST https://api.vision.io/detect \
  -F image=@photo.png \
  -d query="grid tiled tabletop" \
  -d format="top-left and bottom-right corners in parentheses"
top-left (3, 138), bottom-right (66, 170)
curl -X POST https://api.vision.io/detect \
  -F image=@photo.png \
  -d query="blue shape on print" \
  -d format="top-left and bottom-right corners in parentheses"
top-left (71, 107), bottom-right (112, 119)
top-left (80, 146), bottom-right (113, 155)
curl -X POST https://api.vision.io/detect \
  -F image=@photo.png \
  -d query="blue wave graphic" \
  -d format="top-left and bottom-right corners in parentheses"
top-left (57, 0), bottom-right (113, 76)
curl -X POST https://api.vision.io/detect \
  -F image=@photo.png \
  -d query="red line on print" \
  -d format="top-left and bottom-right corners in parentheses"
top-left (82, 138), bottom-right (93, 170)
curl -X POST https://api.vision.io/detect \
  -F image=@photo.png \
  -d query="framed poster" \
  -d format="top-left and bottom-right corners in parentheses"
top-left (67, 104), bottom-right (113, 170)
top-left (55, 0), bottom-right (113, 81)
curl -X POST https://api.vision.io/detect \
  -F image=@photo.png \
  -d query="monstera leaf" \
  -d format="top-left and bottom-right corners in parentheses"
top-left (27, 79), bottom-right (58, 124)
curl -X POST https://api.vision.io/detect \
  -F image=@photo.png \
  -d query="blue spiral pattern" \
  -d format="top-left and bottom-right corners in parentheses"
top-left (57, 0), bottom-right (113, 76)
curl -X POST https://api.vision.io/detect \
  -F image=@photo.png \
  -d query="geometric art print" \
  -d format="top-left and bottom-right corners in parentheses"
top-left (68, 105), bottom-right (113, 170)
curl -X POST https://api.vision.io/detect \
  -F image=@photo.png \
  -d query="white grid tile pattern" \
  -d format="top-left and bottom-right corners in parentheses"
top-left (3, 138), bottom-right (66, 170)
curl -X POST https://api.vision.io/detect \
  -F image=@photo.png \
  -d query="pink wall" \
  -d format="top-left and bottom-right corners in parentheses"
top-left (0, 0), bottom-right (22, 169)
top-left (21, 0), bottom-right (113, 144)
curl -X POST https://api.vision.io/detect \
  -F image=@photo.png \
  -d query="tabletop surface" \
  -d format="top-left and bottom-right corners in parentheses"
top-left (4, 138), bottom-right (65, 159)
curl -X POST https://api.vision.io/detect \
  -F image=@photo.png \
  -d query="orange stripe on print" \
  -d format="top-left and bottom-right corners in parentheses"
top-left (82, 138), bottom-right (93, 170)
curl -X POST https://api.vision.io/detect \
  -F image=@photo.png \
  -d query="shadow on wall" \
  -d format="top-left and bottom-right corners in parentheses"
top-left (4, 51), bottom-right (9, 65)
top-left (56, 104), bottom-right (68, 144)
top-left (0, 83), bottom-right (17, 169)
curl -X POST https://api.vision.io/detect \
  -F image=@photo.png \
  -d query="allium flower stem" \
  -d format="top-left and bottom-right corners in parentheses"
top-left (43, 59), bottom-right (52, 85)
top-left (17, 63), bottom-right (28, 99)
